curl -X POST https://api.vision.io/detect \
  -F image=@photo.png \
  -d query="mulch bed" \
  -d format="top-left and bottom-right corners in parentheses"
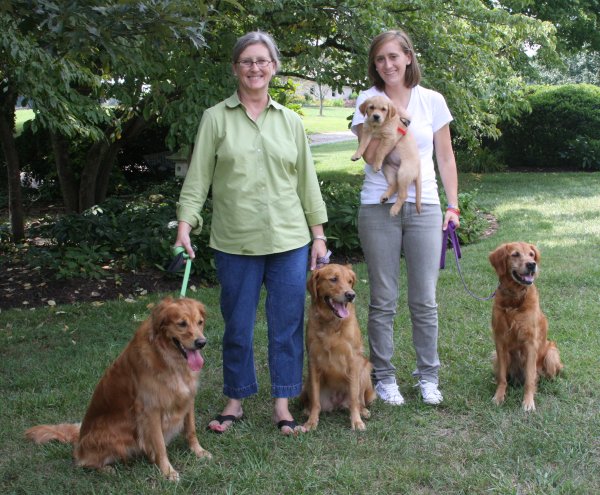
top-left (1, 215), bottom-right (497, 312)
top-left (0, 261), bottom-right (185, 311)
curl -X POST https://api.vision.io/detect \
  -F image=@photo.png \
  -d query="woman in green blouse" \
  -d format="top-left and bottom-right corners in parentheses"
top-left (175, 31), bottom-right (328, 435)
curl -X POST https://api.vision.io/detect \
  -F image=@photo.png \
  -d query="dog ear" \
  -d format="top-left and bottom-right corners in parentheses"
top-left (489, 244), bottom-right (508, 277)
top-left (344, 264), bottom-right (356, 287)
top-left (387, 104), bottom-right (397, 120)
top-left (307, 270), bottom-right (320, 300)
top-left (359, 100), bottom-right (368, 116)
top-left (530, 244), bottom-right (541, 263)
top-left (149, 297), bottom-right (173, 341)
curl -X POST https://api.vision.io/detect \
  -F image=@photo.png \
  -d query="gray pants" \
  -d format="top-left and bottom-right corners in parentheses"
top-left (358, 202), bottom-right (443, 384)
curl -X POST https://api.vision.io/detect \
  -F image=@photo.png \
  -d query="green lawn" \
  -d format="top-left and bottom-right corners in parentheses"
top-left (1, 152), bottom-right (599, 493)
top-left (15, 109), bottom-right (34, 136)
top-left (301, 105), bottom-right (353, 134)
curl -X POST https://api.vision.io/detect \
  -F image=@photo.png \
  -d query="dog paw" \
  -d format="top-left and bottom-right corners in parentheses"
top-left (303, 419), bottom-right (318, 432)
top-left (166, 467), bottom-right (180, 482)
top-left (380, 196), bottom-right (389, 204)
top-left (492, 394), bottom-right (505, 406)
top-left (350, 155), bottom-right (361, 161)
top-left (389, 205), bottom-right (401, 216)
top-left (351, 420), bottom-right (366, 431)
top-left (360, 408), bottom-right (371, 419)
top-left (522, 399), bottom-right (536, 412)
top-left (192, 446), bottom-right (212, 459)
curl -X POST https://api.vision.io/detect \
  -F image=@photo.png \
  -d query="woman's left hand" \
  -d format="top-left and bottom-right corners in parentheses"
top-left (443, 209), bottom-right (460, 230)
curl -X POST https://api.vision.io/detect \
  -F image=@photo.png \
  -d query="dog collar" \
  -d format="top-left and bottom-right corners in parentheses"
top-left (397, 126), bottom-right (407, 136)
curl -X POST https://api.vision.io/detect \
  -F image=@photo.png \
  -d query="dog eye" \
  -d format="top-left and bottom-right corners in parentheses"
top-left (511, 252), bottom-right (520, 257)
top-left (177, 320), bottom-right (188, 328)
top-left (198, 320), bottom-right (204, 326)
top-left (329, 276), bottom-right (338, 282)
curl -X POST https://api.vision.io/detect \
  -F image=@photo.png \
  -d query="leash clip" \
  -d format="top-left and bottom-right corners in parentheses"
top-left (168, 246), bottom-right (194, 298)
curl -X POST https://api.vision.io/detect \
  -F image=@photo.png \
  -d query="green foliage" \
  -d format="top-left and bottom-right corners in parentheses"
top-left (27, 244), bottom-right (112, 280)
top-left (321, 179), bottom-right (487, 257)
top-left (492, 84), bottom-right (600, 170)
top-left (24, 183), bottom-right (216, 282)
top-left (319, 180), bottom-right (361, 255)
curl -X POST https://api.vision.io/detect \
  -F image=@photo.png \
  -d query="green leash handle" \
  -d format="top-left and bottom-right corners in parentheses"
top-left (173, 246), bottom-right (192, 298)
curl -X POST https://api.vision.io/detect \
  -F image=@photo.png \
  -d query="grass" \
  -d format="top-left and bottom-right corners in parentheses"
top-left (1, 146), bottom-right (600, 493)
top-left (300, 105), bottom-right (353, 134)
top-left (15, 109), bottom-right (34, 136)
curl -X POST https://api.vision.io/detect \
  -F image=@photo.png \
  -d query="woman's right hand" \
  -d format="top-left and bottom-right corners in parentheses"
top-left (174, 221), bottom-right (195, 259)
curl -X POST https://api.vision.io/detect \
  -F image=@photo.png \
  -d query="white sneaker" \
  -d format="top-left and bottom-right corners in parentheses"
top-left (374, 381), bottom-right (405, 406)
top-left (416, 379), bottom-right (443, 405)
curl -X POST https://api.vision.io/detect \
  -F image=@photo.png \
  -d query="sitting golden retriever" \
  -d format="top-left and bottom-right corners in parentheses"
top-left (300, 264), bottom-right (375, 431)
top-left (351, 95), bottom-right (421, 216)
top-left (25, 297), bottom-right (211, 481)
top-left (489, 243), bottom-right (563, 411)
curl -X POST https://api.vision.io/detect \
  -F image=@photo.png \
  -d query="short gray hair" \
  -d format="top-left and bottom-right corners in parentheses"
top-left (232, 31), bottom-right (281, 72)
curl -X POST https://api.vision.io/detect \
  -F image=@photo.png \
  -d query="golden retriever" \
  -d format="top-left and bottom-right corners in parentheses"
top-left (25, 297), bottom-right (211, 481)
top-left (300, 264), bottom-right (375, 430)
top-left (489, 243), bottom-right (563, 411)
top-left (351, 95), bottom-right (421, 216)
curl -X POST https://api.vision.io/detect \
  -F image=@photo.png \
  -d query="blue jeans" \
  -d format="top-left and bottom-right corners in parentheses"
top-left (214, 245), bottom-right (308, 399)
top-left (358, 202), bottom-right (443, 384)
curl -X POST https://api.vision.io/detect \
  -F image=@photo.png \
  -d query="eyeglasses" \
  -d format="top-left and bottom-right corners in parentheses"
top-left (236, 58), bottom-right (272, 68)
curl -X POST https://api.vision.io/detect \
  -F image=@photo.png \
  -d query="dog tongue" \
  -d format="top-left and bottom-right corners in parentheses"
top-left (187, 350), bottom-right (204, 371)
top-left (332, 301), bottom-right (350, 319)
top-left (521, 274), bottom-right (534, 284)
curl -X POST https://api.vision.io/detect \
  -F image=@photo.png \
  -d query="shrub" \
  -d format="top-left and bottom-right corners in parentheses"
top-left (16, 177), bottom-right (487, 281)
top-left (321, 179), bottom-right (488, 257)
top-left (26, 181), bottom-right (215, 282)
top-left (492, 84), bottom-right (600, 170)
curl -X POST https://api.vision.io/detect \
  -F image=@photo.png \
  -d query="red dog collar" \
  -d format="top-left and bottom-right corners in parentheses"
top-left (397, 126), bottom-right (407, 136)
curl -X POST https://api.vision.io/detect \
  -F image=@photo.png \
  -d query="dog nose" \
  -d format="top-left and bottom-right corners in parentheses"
top-left (194, 338), bottom-right (206, 349)
top-left (526, 262), bottom-right (536, 273)
top-left (345, 291), bottom-right (356, 302)
top-left (373, 114), bottom-right (380, 121)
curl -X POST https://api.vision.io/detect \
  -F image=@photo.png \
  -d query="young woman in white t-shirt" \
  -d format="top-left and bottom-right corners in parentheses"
top-left (351, 30), bottom-right (460, 406)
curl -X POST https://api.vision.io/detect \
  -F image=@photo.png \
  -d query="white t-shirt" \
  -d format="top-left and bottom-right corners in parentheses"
top-left (351, 85), bottom-right (453, 205)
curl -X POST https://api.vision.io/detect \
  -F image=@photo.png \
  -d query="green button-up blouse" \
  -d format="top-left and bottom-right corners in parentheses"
top-left (177, 92), bottom-right (328, 255)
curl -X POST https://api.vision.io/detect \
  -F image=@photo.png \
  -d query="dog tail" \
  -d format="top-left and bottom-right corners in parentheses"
top-left (542, 342), bottom-right (563, 378)
top-left (25, 423), bottom-right (81, 444)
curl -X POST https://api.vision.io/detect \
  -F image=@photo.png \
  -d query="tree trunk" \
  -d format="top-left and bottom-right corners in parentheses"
top-left (79, 140), bottom-right (107, 211)
top-left (0, 114), bottom-right (25, 242)
top-left (95, 115), bottom-right (148, 204)
top-left (0, 87), bottom-right (25, 242)
top-left (51, 132), bottom-right (80, 213)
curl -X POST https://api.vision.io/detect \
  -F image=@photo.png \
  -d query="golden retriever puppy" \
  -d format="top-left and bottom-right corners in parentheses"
top-left (300, 264), bottom-right (375, 431)
top-left (25, 297), bottom-right (211, 481)
top-left (351, 95), bottom-right (421, 216)
top-left (489, 243), bottom-right (563, 412)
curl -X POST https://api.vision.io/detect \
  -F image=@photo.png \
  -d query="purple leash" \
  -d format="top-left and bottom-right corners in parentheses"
top-left (315, 250), bottom-right (332, 269)
top-left (440, 221), bottom-right (497, 301)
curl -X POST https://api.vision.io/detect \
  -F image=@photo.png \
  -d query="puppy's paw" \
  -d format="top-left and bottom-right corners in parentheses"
top-left (350, 154), bottom-right (361, 161)
top-left (390, 204), bottom-right (401, 216)
top-left (371, 164), bottom-right (382, 173)
top-left (380, 195), bottom-right (389, 204)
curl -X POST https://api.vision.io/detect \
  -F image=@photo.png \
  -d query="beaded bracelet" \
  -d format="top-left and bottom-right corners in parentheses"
top-left (446, 207), bottom-right (460, 216)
